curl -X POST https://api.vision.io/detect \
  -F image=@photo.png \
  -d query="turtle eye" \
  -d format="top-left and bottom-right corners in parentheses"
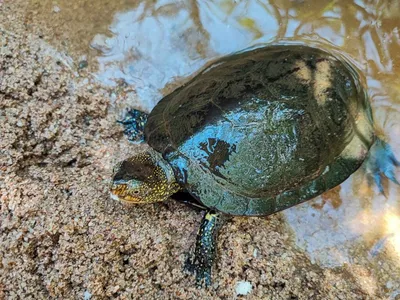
top-left (133, 190), bottom-right (140, 194)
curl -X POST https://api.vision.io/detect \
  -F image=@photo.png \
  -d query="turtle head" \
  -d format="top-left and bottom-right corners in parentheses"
top-left (110, 149), bottom-right (180, 204)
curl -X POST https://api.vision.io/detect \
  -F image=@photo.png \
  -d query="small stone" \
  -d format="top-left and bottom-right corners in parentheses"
top-left (78, 60), bottom-right (88, 70)
top-left (235, 281), bottom-right (252, 296)
top-left (53, 6), bottom-right (61, 13)
top-left (84, 291), bottom-right (92, 300)
top-left (253, 248), bottom-right (258, 258)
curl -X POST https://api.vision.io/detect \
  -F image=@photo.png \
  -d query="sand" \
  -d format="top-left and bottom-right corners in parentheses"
top-left (0, 2), bottom-right (380, 299)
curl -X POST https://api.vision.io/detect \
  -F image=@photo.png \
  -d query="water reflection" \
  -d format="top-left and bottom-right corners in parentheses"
top-left (30, 0), bottom-right (400, 296)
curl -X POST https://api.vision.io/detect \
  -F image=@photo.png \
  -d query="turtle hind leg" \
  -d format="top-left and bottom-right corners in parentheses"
top-left (185, 211), bottom-right (224, 287)
top-left (117, 109), bottom-right (148, 143)
top-left (365, 138), bottom-right (400, 195)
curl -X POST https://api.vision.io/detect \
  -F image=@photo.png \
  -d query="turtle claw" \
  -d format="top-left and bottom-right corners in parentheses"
top-left (365, 139), bottom-right (400, 195)
top-left (184, 256), bottom-right (195, 274)
top-left (117, 109), bottom-right (148, 143)
top-left (184, 257), bottom-right (212, 287)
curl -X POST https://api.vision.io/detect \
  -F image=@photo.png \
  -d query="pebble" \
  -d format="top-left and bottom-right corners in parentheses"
top-left (235, 281), bottom-right (252, 296)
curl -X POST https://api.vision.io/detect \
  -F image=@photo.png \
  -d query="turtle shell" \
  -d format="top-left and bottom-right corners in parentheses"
top-left (144, 45), bottom-right (375, 216)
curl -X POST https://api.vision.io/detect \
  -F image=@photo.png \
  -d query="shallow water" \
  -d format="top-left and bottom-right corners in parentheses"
top-left (27, 0), bottom-right (400, 297)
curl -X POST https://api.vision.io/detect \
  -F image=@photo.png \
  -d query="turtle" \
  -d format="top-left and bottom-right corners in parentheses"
top-left (109, 44), bottom-right (399, 286)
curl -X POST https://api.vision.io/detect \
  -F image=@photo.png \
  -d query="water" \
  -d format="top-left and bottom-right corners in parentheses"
top-left (27, 0), bottom-right (400, 296)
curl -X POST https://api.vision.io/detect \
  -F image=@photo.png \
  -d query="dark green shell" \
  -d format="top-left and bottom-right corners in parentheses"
top-left (145, 45), bottom-right (375, 216)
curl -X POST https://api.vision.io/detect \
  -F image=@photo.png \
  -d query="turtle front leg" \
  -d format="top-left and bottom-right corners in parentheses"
top-left (365, 138), bottom-right (399, 194)
top-left (185, 211), bottom-right (224, 287)
top-left (117, 109), bottom-right (148, 143)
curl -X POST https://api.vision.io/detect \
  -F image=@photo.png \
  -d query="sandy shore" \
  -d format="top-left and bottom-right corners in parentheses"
top-left (0, 2), bottom-right (380, 299)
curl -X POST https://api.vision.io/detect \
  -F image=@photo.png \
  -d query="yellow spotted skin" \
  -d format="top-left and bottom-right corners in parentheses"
top-left (110, 150), bottom-right (180, 204)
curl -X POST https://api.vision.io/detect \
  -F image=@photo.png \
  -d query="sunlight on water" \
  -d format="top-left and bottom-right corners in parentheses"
top-left (27, 0), bottom-right (400, 296)
top-left (385, 212), bottom-right (400, 258)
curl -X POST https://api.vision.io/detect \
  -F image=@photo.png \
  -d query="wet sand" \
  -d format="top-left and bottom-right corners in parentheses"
top-left (0, 1), bottom-right (397, 299)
